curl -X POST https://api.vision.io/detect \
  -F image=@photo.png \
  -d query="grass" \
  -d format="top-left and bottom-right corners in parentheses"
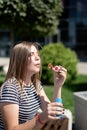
top-left (44, 74), bottom-right (87, 121)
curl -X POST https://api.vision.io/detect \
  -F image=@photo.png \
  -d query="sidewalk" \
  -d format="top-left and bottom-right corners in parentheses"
top-left (77, 62), bottom-right (87, 75)
top-left (0, 57), bottom-right (9, 67)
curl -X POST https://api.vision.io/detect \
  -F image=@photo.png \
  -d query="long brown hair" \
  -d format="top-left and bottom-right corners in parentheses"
top-left (5, 41), bottom-right (42, 92)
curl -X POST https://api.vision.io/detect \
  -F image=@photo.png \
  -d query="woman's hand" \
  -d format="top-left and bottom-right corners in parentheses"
top-left (40, 101), bottom-right (64, 122)
top-left (53, 65), bottom-right (67, 89)
top-left (48, 63), bottom-right (67, 88)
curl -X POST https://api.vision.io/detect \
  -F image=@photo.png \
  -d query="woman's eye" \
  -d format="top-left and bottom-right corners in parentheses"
top-left (30, 52), bottom-right (40, 57)
top-left (30, 52), bottom-right (34, 56)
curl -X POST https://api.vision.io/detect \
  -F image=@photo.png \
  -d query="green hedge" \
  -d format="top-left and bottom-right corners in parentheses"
top-left (40, 43), bottom-right (79, 85)
top-left (0, 67), bottom-right (5, 86)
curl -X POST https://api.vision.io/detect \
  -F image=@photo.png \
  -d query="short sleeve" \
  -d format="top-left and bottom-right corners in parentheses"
top-left (0, 82), bottom-right (19, 105)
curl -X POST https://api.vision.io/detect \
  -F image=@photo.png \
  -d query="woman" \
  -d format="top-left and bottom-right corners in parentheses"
top-left (0, 41), bottom-right (67, 130)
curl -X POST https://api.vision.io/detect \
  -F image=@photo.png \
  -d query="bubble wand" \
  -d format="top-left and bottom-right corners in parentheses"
top-left (48, 63), bottom-right (61, 74)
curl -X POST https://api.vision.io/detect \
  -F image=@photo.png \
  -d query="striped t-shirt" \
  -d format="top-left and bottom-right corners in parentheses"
top-left (0, 77), bottom-right (42, 130)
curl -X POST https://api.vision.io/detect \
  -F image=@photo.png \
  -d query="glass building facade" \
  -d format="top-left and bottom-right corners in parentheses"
top-left (59, 0), bottom-right (87, 48)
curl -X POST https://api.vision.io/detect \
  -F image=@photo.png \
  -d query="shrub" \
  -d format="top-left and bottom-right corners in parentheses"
top-left (0, 68), bottom-right (5, 86)
top-left (40, 43), bottom-right (79, 85)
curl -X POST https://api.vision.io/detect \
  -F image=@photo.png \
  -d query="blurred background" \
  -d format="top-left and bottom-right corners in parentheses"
top-left (0, 0), bottom-right (87, 61)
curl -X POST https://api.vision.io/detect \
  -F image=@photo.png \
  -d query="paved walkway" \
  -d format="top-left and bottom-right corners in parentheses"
top-left (0, 57), bottom-right (87, 75)
top-left (77, 61), bottom-right (87, 75)
top-left (0, 57), bottom-right (9, 67)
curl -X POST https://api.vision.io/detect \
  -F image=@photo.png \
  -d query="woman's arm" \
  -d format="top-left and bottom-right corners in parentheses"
top-left (52, 66), bottom-right (67, 100)
top-left (40, 66), bottom-right (67, 104)
top-left (38, 66), bottom-right (67, 121)
top-left (39, 88), bottom-right (50, 111)
top-left (1, 103), bottom-right (43, 130)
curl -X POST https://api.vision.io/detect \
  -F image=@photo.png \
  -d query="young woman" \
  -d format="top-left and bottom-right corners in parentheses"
top-left (0, 41), bottom-right (67, 130)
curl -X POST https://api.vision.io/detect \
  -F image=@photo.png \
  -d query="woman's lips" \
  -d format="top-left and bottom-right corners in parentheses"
top-left (35, 63), bottom-right (40, 67)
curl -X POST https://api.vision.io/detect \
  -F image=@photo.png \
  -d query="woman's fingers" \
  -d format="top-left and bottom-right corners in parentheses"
top-left (47, 102), bottom-right (64, 119)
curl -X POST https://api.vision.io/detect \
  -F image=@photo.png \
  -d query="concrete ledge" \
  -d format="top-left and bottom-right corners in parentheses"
top-left (73, 91), bottom-right (87, 130)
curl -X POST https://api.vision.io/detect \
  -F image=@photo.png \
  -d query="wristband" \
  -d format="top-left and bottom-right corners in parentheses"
top-left (55, 98), bottom-right (62, 118)
top-left (35, 114), bottom-right (45, 125)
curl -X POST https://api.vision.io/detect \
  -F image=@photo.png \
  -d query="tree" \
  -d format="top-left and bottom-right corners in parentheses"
top-left (0, 0), bottom-right (63, 39)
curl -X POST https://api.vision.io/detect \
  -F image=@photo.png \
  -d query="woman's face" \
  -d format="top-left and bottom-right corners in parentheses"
top-left (27, 45), bottom-right (41, 76)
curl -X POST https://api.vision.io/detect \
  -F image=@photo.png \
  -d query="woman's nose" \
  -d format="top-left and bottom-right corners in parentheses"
top-left (35, 54), bottom-right (40, 60)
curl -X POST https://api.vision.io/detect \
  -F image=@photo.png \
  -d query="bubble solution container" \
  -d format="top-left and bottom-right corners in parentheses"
top-left (55, 98), bottom-right (62, 118)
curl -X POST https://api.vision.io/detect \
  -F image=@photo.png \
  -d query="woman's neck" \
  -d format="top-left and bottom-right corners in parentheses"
top-left (23, 76), bottom-right (32, 86)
